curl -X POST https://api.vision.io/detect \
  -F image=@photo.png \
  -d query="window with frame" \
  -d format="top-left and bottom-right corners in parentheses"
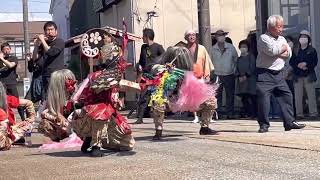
top-left (8, 41), bottom-right (35, 59)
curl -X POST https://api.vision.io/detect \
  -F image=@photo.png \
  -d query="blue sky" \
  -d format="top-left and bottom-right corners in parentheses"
top-left (0, 0), bottom-right (52, 22)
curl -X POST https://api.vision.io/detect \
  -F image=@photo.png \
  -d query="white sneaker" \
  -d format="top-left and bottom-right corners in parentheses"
top-left (192, 116), bottom-right (199, 123)
top-left (210, 119), bottom-right (216, 123)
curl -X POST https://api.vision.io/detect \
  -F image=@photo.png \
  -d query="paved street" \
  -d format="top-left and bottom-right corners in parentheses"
top-left (1, 117), bottom-right (320, 180)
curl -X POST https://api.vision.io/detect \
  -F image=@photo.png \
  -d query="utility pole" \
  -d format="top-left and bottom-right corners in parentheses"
top-left (197, 0), bottom-right (212, 51)
top-left (23, 0), bottom-right (30, 77)
top-left (23, 0), bottom-right (31, 97)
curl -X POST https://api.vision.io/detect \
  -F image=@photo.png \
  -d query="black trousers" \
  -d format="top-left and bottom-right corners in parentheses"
top-left (216, 74), bottom-right (235, 115)
top-left (5, 84), bottom-right (25, 120)
top-left (240, 94), bottom-right (257, 117)
top-left (137, 89), bottom-right (151, 120)
top-left (41, 75), bottom-right (50, 101)
top-left (25, 76), bottom-right (42, 103)
top-left (256, 69), bottom-right (295, 129)
top-left (286, 80), bottom-right (296, 117)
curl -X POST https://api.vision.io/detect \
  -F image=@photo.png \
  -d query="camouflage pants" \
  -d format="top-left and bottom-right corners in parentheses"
top-left (0, 121), bottom-right (32, 151)
top-left (151, 105), bottom-right (166, 130)
top-left (0, 124), bottom-right (12, 151)
top-left (102, 117), bottom-right (135, 151)
top-left (71, 111), bottom-right (108, 147)
top-left (71, 110), bottom-right (135, 150)
top-left (38, 110), bottom-right (71, 141)
top-left (198, 98), bottom-right (217, 127)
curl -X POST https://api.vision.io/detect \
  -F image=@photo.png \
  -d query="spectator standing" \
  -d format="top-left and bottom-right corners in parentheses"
top-left (235, 40), bottom-right (257, 119)
top-left (290, 30), bottom-right (318, 119)
top-left (0, 43), bottom-right (25, 120)
top-left (184, 29), bottom-right (214, 123)
top-left (33, 21), bottom-right (65, 101)
top-left (134, 28), bottom-right (165, 124)
top-left (210, 29), bottom-right (238, 119)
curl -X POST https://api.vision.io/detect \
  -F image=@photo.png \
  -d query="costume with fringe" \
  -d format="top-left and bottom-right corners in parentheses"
top-left (39, 29), bottom-right (135, 151)
top-left (0, 96), bottom-right (35, 150)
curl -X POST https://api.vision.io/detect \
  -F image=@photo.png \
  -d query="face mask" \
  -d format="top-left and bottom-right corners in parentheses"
top-left (288, 41), bottom-right (293, 49)
top-left (216, 36), bottom-right (226, 43)
top-left (299, 38), bottom-right (309, 46)
top-left (240, 47), bottom-right (248, 55)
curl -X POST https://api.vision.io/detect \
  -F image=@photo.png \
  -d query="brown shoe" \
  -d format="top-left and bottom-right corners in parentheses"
top-left (153, 130), bottom-right (162, 140)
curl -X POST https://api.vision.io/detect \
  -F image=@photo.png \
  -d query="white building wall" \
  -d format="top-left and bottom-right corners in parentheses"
top-left (99, 0), bottom-right (256, 103)
top-left (100, 0), bottom-right (256, 62)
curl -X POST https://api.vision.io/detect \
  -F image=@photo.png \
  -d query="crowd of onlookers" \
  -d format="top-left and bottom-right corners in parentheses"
top-left (133, 27), bottom-right (318, 122)
top-left (0, 20), bottom-right (318, 123)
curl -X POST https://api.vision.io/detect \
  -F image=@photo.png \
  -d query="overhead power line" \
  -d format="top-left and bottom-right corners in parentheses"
top-left (0, 12), bottom-right (50, 13)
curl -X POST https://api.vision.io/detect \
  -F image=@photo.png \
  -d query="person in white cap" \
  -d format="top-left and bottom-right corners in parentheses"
top-left (290, 30), bottom-right (318, 120)
top-left (184, 29), bottom-right (214, 124)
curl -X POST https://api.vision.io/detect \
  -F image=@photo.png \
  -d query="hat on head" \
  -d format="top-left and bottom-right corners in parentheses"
top-left (213, 29), bottom-right (229, 36)
top-left (300, 30), bottom-right (311, 37)
top-left (184, 29), bottom-right (196, 38)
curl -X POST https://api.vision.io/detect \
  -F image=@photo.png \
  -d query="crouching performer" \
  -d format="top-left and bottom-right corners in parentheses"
top-left (0, 82), bottom-right (36, 151)
top-left (38, 69), bottom-right (135, 157)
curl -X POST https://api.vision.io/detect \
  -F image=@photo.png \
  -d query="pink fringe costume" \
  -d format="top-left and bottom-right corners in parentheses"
top-left (143, 65), bottom-right (218, 139)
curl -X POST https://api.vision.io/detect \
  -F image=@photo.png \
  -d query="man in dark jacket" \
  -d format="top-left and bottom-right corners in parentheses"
top-left (33, 21), bottom-right (65, 101)
top-left (134, 28), bottom-right (165, 124)
top-left (0, 42), bottom-right (25, 120)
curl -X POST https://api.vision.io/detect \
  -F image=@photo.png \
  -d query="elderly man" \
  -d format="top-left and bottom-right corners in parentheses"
top-left (185, 29), bottom-right (213, 124)
top-left (210, 30), bottom-right (238, 119)
top-left (256, 15), bottom-right (305, 133)
top-left (184, 29), bottom-right (216, 135)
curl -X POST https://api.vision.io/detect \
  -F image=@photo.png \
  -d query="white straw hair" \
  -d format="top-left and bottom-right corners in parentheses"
top-left (160, 46), bottom-right (193, 71)
top-left (47, 69), bottom-right (76, 116)
top-left (267, 15), bottom-right (283, 29)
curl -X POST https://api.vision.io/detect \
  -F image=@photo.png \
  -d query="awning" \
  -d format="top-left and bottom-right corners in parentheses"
top-left (65, 26), bottom-right (141, 48)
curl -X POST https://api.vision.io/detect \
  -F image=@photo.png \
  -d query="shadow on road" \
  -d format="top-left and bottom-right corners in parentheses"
top-left (134, 127), bottom-right (196, 134)
top-left (134, 134), bottom-right (184, 142)
top-left (38, 149), bottom-right (137, 157)
top-left (128, 122), bottom-right (154, 125)
top-left (216, 130), bottom-right (255, 133)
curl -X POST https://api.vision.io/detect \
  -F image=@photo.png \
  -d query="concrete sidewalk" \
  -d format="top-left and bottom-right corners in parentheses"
top-left (128, 117), bottom-right (320, 151)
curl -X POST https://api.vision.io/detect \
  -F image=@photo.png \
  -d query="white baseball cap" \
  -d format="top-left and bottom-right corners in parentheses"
top-left (300, 30), bottom-right (311, 37)
top-left (184, 29), bottom-right (196, 38)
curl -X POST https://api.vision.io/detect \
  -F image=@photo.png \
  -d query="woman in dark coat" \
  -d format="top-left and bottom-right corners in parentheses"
top-left (235, 40), bottom-right (257, 118)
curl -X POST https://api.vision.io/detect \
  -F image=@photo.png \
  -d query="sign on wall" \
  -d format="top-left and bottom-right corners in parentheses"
top-left (23, 78), bottom-right (30, 97)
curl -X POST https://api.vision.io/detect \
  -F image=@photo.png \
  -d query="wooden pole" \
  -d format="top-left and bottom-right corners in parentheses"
top-left (89, 57), bottom-right (93, 73)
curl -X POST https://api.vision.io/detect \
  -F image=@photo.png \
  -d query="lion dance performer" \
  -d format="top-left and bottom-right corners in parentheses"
top-left (38, 29), bottom-right (135, 157)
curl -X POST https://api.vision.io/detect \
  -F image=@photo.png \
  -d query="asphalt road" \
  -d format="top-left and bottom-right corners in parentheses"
top-left (1, 127), bottom-right (319, 180)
